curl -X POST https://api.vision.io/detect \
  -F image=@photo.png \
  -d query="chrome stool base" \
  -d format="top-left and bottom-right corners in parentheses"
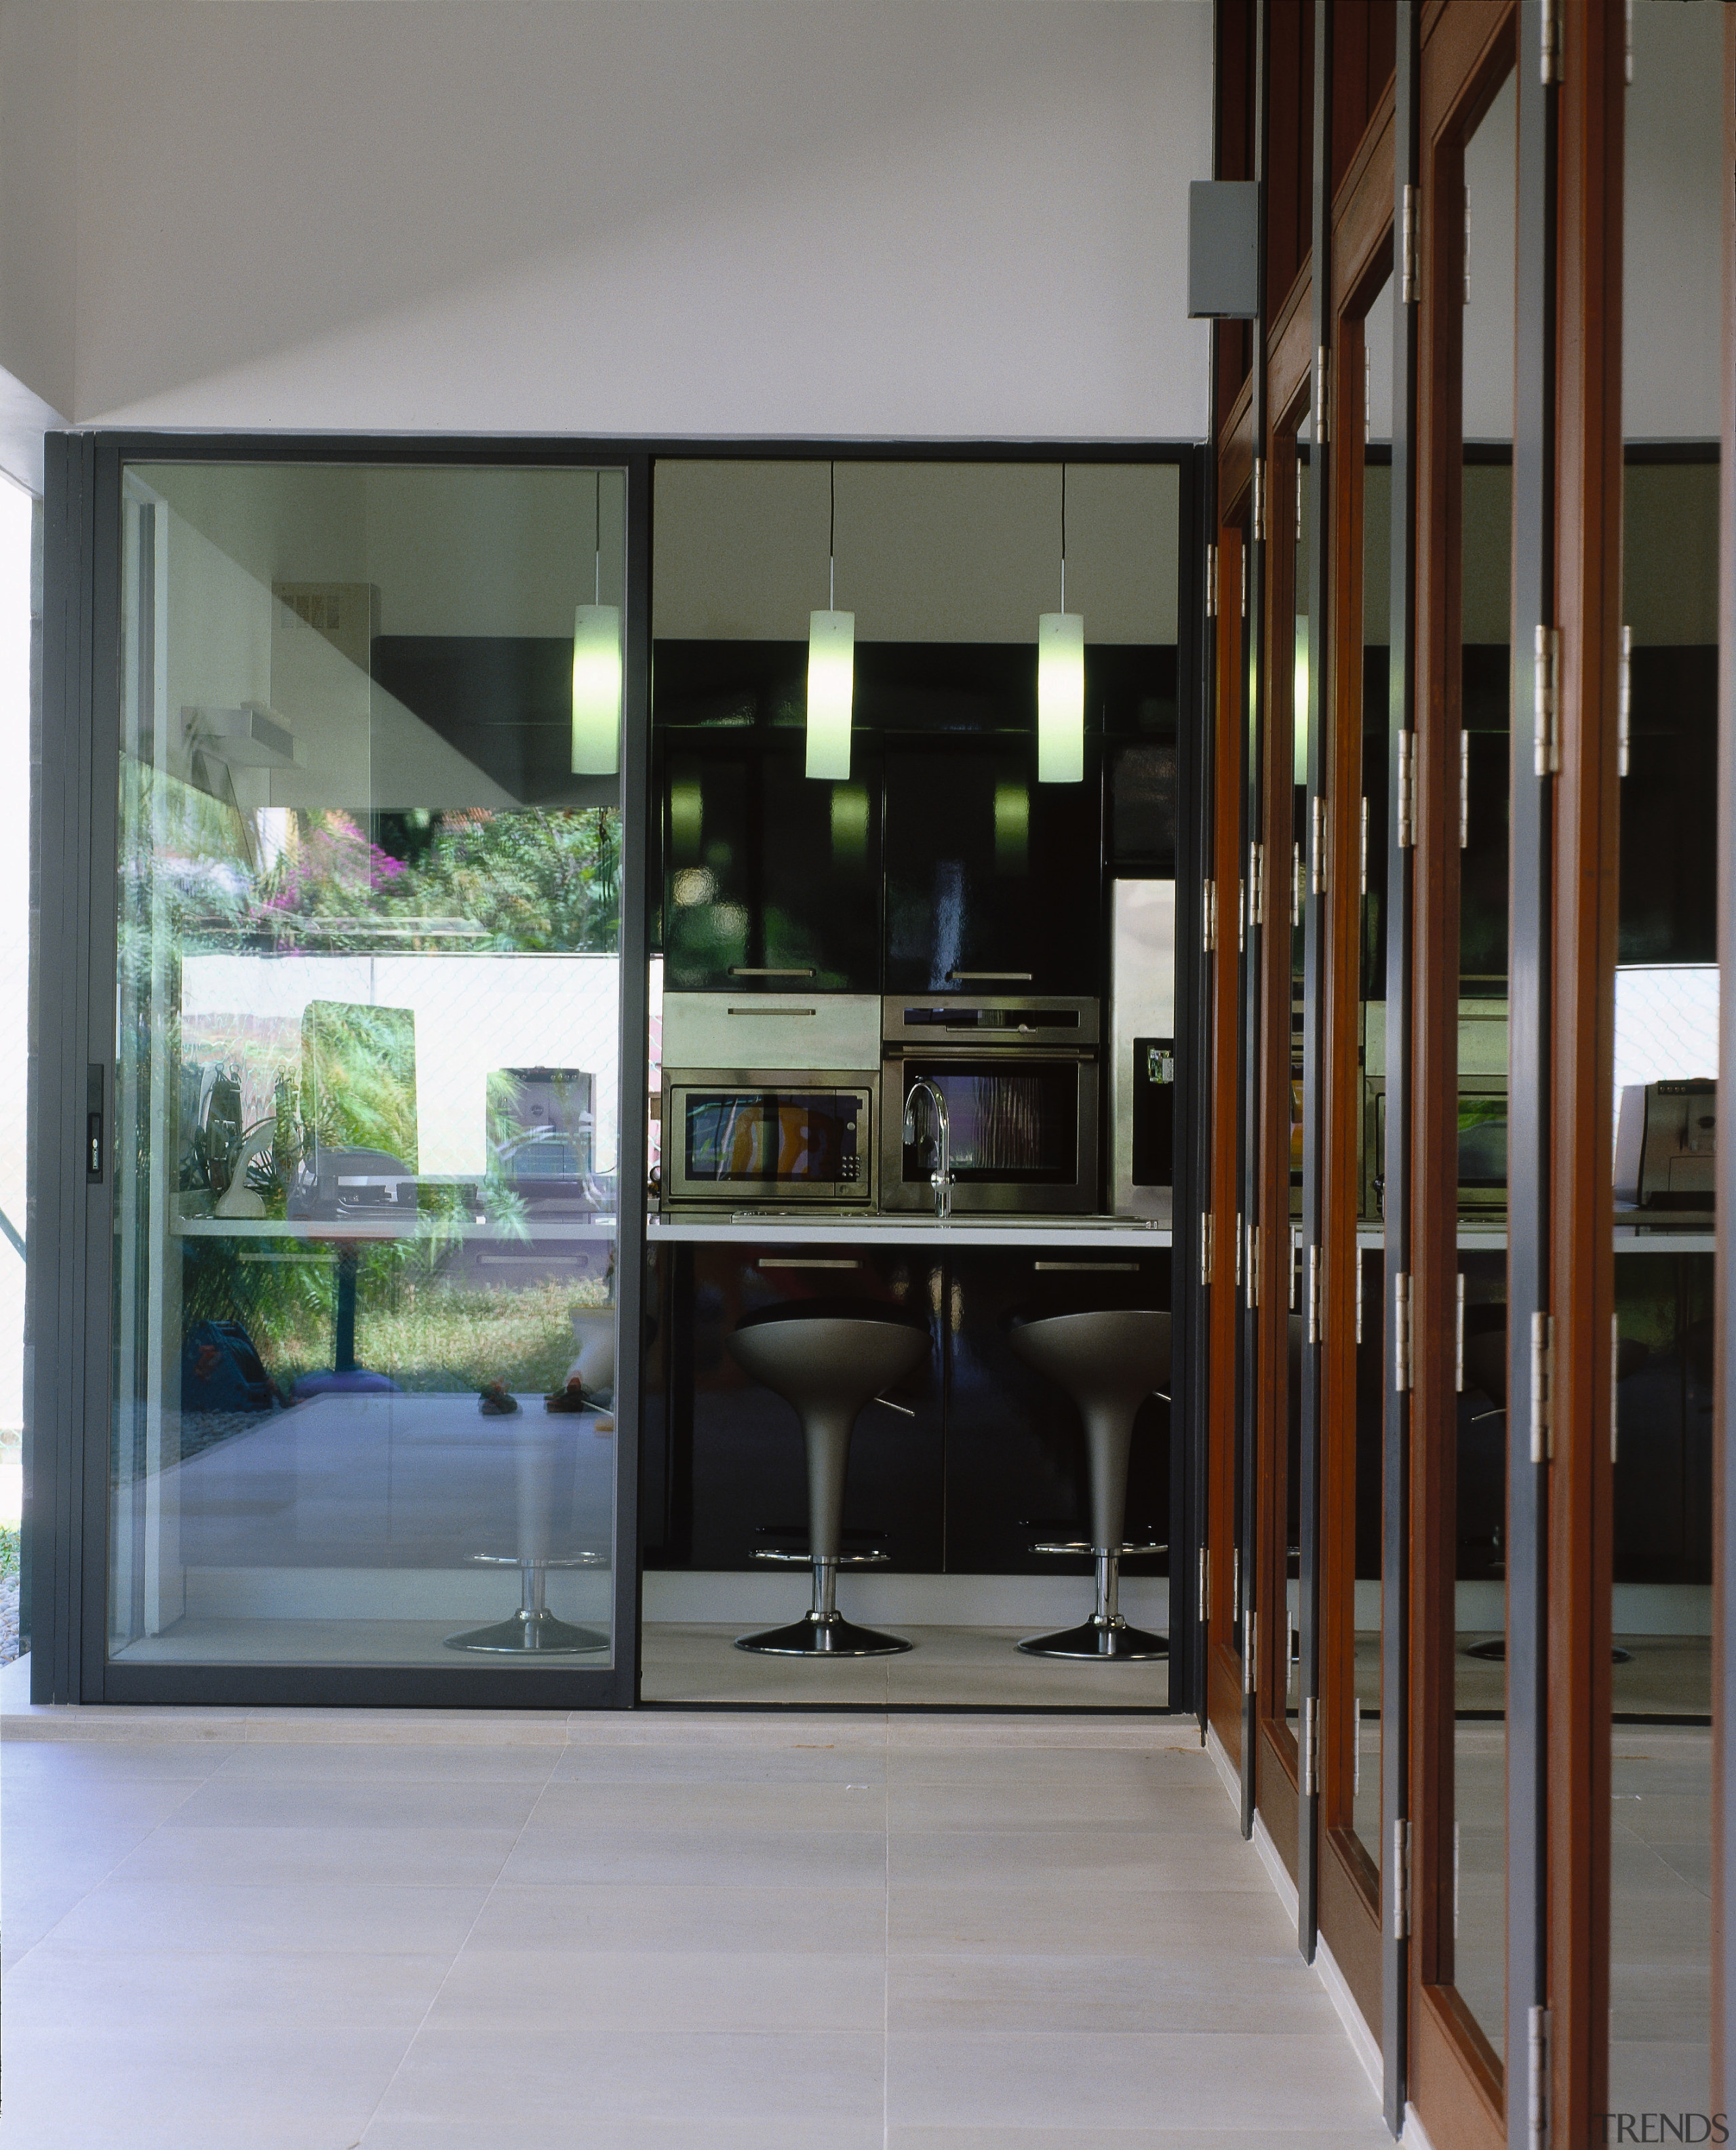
top-left (444, 1608), bottom-right (608, 1655)
top-left (444, 1550), bottom-right (608, 1656)
top-left (1018, 1616), bottom-right (1168, 1661)
top-left (735, 1611), bottom-right (912, 1658)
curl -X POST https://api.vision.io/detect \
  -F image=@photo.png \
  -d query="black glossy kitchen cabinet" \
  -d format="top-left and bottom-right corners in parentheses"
top-left (641, 1243), bottom-right (1172, 1579)
top-left (882, 742), bottom-right (1102, 996)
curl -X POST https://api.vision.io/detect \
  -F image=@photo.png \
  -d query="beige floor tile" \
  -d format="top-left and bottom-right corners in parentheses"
top-left (437, 1944), bottom-right (887, 2033)
top-left (887, 1951), bottom-right (1343, 2035)
top-left (361, 2121), bottom-right (886, 2149)
top-left (44, 1877), bottom-right (492, 1955)
top-left (112, 1821), bottom-right (525, 1888)
top-left (374, 2023), bottom-right (886, 2126)
top-left (468, 1879), bottom-right (891, 1956)
top-left (530, 1776), bottom-right (887, 1829)
top-left (886, 2029), bottom-right (1387, 2132)
top-left (499, 1821), bottom-right (889, 1889)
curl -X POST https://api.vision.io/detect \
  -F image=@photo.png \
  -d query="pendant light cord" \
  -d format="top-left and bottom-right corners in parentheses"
top-left (593, 474), bottom-right (602, 606)
top-left (1059, 463), bottom-right (1067, 613)
top-left (829, 461), bottom-right (836, 611)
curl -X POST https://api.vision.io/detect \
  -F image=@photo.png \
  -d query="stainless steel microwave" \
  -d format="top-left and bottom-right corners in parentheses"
top-left (661, 1070), bottom-right (877, 1209)
top-left (880, 996), bottom-right (1099, 1215)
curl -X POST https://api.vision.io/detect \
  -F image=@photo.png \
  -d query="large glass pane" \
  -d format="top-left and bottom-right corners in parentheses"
top-left (111, 463), bottom-right (628, 1670)
top-left (1608, 0), bottom-right (1721, 2119)
top-left (1448, 67), bottom-right (1517, 2056)
top-left (1351, 269), bottom-right (1395, 1868)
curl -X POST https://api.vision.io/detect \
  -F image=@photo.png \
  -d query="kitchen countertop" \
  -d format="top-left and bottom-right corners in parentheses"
top-left (648, 1213), bottom-right (1173, 1248)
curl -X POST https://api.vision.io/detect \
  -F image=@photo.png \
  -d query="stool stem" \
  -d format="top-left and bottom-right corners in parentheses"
top-left (811, 1555), bottom-right (840, 1624)
top-left (1094, 1548), bottom-right (1122, 1628)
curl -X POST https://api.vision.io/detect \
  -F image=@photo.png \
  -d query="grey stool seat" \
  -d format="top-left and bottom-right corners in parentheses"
top-left (728, 1297), bottom-right (929, 1657)
top-left (1010, 1307), bottom-right (1170, 1660)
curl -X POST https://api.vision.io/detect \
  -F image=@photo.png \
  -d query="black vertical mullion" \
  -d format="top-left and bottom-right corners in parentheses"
top-left (31, 433), bottom-right (96, 1704)
top-left (1507, 6), bottom-right (1556, 2142)
top-left (616, 451), bottom-right (654, 1706)
top-left (1236, 0), bottom-right (1271, 1843)
top-left (1381, 2), bottom-right (1421, 2132)
top-left (1172, 439), bottom-right (1206, 1723)
top-left (1297, 0), bottom-right (1334, 1965)
top-left (80, 441), bottom-right (124, 1701)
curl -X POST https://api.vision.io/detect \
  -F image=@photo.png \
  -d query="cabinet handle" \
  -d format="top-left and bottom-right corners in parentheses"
top-left (947, 970), bottom-right (1032, 982)
top-left (1033, 1259), bottom-right (1139, 1272)
top-left (726, 1007), bottom-right (816, 1017)
top-left (728, 966), bottom-right (815, 977)
top-left (757, 1257), bottom-right (861, 1270)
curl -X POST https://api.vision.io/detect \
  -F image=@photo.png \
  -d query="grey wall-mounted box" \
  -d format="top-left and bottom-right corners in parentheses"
top-left (1188, 180), bottom-right (1260, 320)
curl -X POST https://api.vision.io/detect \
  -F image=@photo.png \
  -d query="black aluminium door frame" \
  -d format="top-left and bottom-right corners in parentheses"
top-left (31, 429), bottom-right (1204, 1712)
top-left (1381, 1), bottom-right (1421, 2132)
top-left (34, 430), bottom-right (653, 1709)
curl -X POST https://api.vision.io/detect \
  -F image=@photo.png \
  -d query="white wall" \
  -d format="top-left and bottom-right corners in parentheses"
top-left (0, 0), bottom-right (1212, 444)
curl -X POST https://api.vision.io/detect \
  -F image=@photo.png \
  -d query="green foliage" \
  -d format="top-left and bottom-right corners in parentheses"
top-left (0, 1525), bottom-right (18, 1584)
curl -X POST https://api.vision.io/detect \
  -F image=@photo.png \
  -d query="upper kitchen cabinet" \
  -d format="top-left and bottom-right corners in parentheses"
top-left (651, 459), bottom-right (1180, 995)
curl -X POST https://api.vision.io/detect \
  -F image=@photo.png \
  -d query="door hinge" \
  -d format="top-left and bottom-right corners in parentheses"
top-left (1198, 1548), bottom-right (1210, 1624)
top-left (1394, 1271), bottom-right (1413, 1392)
top-left (1243, 1607), bottom-right (1257, 1696)
top-left (1252, 458), bottom-right (1266, 545)
top-left (1396, 728), bottom-right (1417, 848)
top-left (1314, 346), bottom-right (1330, 444)
top-left (1310, 794), bottom-right (1328, 895)
top-left (1400, 184), bottom-right (1419, 304)
top-left (1300, 1694), bottom-right (1319, 1797)
top-left (1528, 2005), bottom-right (1552, 2150)
top-left (1612, 1311), bottom-right (1622, 1466)
top-left (1459, 728), bottom-right (1470, 848)
top-left (1307, 1245), bottom-right (1322, 1346)
top-left (1202, 877), bottom-right (1217, 953)
top-left (1290, 841), bottom-right (1305, 926)
top-left (1201, 1210), bottom-right (1215, 1287)
top-left (1359, 798), bottom-right (1368, 897)
top-left (1618, 623), bottom-right (1632, 776)
top-left (1393, 1819), bottom-right (1410, 1938)
top-left (1246, 1219), bottom-right (1260, 1310)
top-left (1456, 1272), bottom-right (1466, 1392)
top-left (1541, 0), bottom-right (1562, 85)
top-left (1534, 624), bottom-right (1561, 776)
top-left (1249, 840), bottom-right (1265, 929)
top-left (1530, 1310), bottom-right (1555, 1464)
top-left (1206, 542), bottom-right (1218, 619)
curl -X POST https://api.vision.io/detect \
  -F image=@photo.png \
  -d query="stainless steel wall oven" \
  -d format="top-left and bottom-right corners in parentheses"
top-left (880, 996), bottom-right (1099, 1214)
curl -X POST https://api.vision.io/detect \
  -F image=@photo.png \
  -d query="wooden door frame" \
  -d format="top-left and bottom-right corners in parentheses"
top-left (1406, 4), bottom-right (1518, 2148)
top-left (1316, 87), bottom-right (1399, 2036)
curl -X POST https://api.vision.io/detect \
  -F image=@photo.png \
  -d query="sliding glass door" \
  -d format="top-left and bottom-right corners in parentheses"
top-left (102, 454), bottom-right (639, 1698)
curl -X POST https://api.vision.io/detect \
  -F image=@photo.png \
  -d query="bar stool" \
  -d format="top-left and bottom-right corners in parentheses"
top-left (728, 1297), bottom-right (929, 1658)
top-left (445, 1418), bottom-right (608, 1654)
top-left (1011, 1307), bottom-right (1170, 1660)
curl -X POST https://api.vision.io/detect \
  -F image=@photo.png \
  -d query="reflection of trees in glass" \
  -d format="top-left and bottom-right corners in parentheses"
top-left (179, 1240), bottom-right (610, 1410)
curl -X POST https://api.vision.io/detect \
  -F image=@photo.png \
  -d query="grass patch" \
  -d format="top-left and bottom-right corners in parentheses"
top-left (0, 1525), bottom-right (18, 1584)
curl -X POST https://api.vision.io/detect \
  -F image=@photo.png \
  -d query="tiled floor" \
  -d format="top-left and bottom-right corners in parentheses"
top-left (642, 1621), bottom-right (1171, 1708)
top-left (0, 1681), bottom-right (1392, 2149)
